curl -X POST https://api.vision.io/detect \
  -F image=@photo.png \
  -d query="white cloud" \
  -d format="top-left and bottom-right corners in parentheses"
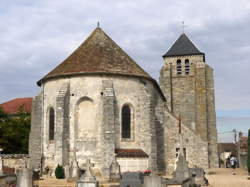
top-left (0, 0), bottom-right (249, 113)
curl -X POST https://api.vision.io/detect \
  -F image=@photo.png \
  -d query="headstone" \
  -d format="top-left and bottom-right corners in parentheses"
top-left (71, 160), bottom-right (80, 179)
top-left (64, 165), bottom-right (70, 179)
top-left (16, 168), bottom-right (33, 187)
top-left (173, 155), bottom-right (190, 180)
top-left (109, 157), bottom-right (121, 182)
top-left (165, 155), bottom-right (192, 187)
top-left (120, 172), bottom-right (144, 187)
top-left (189, 167), bottom-right (208, 186)
top-left (143, 175), bottom-right (163, 187)
top-left (72, 148), bottom-right (80, 179)
top-left (77, 159), bottom-right (98, 187)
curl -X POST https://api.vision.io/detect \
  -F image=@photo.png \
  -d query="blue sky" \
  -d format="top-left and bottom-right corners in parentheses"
top-left (0, 0), bottom-right (249, 142)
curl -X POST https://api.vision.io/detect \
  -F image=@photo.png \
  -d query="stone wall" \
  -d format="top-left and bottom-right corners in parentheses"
top-left (0, 155), bottom-right (28, 172)
top-left (35, 75), bottom-right (161, 176)
top-left (195, 61), bottom-right (208, 141)
top-left (29, 93), bottom-right (43, 170)
top-left (160, 54), bottom-right (219, 171)
top-left (205, 65), bottom-right (219, 168)
top-left (55, 83), bottom-right (70, 166)
top-left (155, 97), bottom-right (165, 173)
top-left (164, 110), bottom-right (209, 175)
top-left (101, 80), bottom-right (116, 176)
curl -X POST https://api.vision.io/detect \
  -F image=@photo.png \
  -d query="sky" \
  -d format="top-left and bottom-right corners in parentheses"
top-left (0, 0), bottom-right (249, 142)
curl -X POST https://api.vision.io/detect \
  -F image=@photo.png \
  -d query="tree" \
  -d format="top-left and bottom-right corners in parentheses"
top-left (247, 129), bottom-right (250, 175)
top-left (55, 164), bottom-right (65, 179)
top-left (0, 107), bottom-right (31, 154)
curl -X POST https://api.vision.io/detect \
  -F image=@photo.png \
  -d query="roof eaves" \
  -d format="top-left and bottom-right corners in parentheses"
top-left (37, 72), bottom-right (166, 102)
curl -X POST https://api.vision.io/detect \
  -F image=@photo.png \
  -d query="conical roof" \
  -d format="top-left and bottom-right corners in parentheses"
top-left (163, 33), bottom-right (204, 57)
top-left (38, 27), bottom-right (152, 85)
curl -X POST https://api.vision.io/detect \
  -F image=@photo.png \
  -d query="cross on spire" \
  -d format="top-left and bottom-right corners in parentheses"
top-left (181, 21), bottom-right (186, 33)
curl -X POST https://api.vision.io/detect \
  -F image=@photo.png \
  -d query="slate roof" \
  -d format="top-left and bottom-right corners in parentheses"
top-left (163, 33), bottom-right (204, 57)
top-left (115, 149), bottom-right (149, 158)
top-left (0, 98), bottom-right (32, 114)
top-left (38, 27), bottom-right (152, 86)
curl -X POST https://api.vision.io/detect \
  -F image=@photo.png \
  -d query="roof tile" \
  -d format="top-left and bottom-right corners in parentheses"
top-left (163, 33), bottom-right (204, 57)
top-left (38, 27), bottom-right (152, 85)
top-left (0, 98), bottom-right (32, 114)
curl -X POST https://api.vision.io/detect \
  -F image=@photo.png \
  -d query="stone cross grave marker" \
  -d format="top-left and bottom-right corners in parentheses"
top-left (77, 159), bottom-right (98, 187)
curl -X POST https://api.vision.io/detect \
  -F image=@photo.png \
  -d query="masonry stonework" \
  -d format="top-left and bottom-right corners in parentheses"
top-left (29, 28), bottom-right (218, 177)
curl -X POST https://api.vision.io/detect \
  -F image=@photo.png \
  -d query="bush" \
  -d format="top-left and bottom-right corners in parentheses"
top-left (55, 164), bottom-right (65, 179)
top-left (247, 129), bottom-right (250, 175)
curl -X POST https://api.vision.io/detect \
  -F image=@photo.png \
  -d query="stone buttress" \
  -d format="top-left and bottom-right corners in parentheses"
top-left (55, 83), bottom-right (70, 166)
top-left (29, 93), bottom-right (43, 170)
top-left (101, 80), bottom-right (116, 176)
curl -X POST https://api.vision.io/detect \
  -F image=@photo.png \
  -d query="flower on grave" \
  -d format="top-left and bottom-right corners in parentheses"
top-left (144, 170), bottom-right (151, 174)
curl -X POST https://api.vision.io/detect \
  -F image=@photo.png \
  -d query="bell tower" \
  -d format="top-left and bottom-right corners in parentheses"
top-left (160, 33), bottom-right (218, 168)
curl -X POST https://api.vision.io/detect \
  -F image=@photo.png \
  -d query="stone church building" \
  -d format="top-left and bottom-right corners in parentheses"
top-left (29, 27), bottom-right (218, 176)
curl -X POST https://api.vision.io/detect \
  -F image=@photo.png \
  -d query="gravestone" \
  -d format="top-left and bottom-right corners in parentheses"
top-left (189, 167), bottom-right (208, 186)
top-left (71, 159), bottom-right (80, 179)
top-left (173, 155), bottom-right (190, 180)
top-left (16, 168), bottom-right (33, 187)
top-left (77, 159), bottom-right (98, 187)
top-left (109, 157), bottom-right (121, 182)
top-left (64, 165), bottom-right (70, 179)
top-left (143, 175), bottom-right (163, 187)
top-left (165, 155), bottom-right (192, 187)
top-left (120, 172), bottom-right (144, 187)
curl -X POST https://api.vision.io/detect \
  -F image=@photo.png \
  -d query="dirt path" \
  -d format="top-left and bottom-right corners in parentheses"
top-left (206, 168), bottom-right (250, 187)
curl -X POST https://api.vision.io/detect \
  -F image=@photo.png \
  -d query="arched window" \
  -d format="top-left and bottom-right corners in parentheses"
top-left (121, 105), bottom-right (131, 139)
top-left (49, 107), bottom-right (55, 140)
top-left (176, 59), bottom-right (182, 75)
top-left (185, 59), bottom-right (190, 75)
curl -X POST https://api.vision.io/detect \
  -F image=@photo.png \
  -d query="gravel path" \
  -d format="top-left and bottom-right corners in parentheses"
top-left (206, 168), bottom-right (250, 187)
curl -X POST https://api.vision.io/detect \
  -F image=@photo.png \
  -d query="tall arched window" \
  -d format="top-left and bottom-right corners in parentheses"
top-left (185, 59), bottom-right (190, 75)
top-left (121, 105), bottom-right (131, 139)
top-left (176, 59), bottom-right (182, 75)
top-left (49, 107), bottom-right (55, 140)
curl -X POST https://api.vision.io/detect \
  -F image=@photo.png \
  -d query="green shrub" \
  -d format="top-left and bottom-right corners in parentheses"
top-left (247, 129), bottom-right (250, 175)
top-left (55, 164), bottom-right (65, 179)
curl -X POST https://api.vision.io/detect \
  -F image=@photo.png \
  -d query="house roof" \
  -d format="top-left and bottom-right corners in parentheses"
top-left (115, 149), bottom-right (149, 158)
top-left (218, 143), bottom-right (237, 155)
top-left (0, 98), bottom-right (32, 114)
top-left (163, 33), bottom-right (204, 57)
top-left (38, 27), bottom-right (152, 86)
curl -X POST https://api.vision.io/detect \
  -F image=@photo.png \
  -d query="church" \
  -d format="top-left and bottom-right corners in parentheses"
top-left (29, 26), bottom-right (218, 177)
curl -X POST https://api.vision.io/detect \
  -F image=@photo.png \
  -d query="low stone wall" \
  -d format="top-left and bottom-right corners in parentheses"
top-left (0, 154), bottom-right (29, 173)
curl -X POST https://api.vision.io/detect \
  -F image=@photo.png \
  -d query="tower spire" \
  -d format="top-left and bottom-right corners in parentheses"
top-left (97, 21), bottom-right (100, 28)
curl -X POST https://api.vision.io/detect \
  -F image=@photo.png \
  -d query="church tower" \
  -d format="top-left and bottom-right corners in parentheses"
top-left (160, 33), bottom-right (218, 168)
